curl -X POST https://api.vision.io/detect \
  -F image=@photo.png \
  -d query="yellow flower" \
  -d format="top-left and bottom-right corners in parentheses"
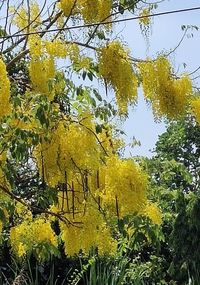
top-left (60, 0), bottom-right (78, 17)
top-left (139, 8), bottom-right (151, 26)
top-left (28, 35), bottom-right (43, 58)
top-left (98, 41), bottom-right (138, 114)
top-left (45, 40), bottom-right (68, 58)
top-left (34, 114), bottom-right (100, 187)
top-left (100, 156), bottom-right (147, 217)
top-left (142, 202), bottom-right (162, 225)
top-left (10, 217), bottom-right (58, 259)
top-left (12, 1), bottom-right (41, 30)
top-left (60, 0), bottom-right (112, 24)
top-left (18, 243), bottom-right (27, 257)
top-left (29, 57), bottom-right (55, 97)
top-left (139, 57), bottom-right (192, 119)
top-left (0, 58), bottom-right (11, 117)
top-left (60, 201), bottom-right (117, 256)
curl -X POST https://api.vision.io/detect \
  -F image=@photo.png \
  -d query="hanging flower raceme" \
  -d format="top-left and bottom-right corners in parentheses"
top-left (59, 200), bottom-right (117, 256)
top-left (142, 202), bottom-right (162, 225)
top-left (139, 8), bottom-right (151, 26)
top-left (29, 56), bottom-right (56, 97)
top-left (10, 217), bottom-right (58, 260)
top-left (79, 0), bottom-right (112, 23)
top-left (0, 154), bottom-right (13, 239)
top-left (28, 35), bottom-right (58, 99)
top-left (44, 40), bottom-right (68, 58)
top-left (28, 37), bottom-right (82, 98)
top-left (139, 57), bottom-right (192, 119)
top-left (60, 0), bottom-right (112, 23)
top-left (28, 34), bottom-right (43, 58)
top-left (0, 58), bottom-right (11, 118)
top-left (12, 1), bottom-right (41, 31)
top-left (98, 41), bottom-right (138, 114)
top-left (34, 114), bottom-right (100, 187)
top-left (60, 0), bottom-right (78, 17)
top-left (99, 156), bottom-right (148, 218)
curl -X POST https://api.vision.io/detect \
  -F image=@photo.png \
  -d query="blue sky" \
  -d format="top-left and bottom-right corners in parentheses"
top-left (118, 0), bottom-right (200, 157)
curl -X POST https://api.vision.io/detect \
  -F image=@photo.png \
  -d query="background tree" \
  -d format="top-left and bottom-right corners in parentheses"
top-left (155, 115), bottom-right (200, 192)
top-left (140, 114), bottom-right (200, 284)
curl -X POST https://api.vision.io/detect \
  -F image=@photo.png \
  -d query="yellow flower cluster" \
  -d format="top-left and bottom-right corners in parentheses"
top-left (28, 35), bottom-right (56, 97)
top-left (34, 116), bottom-right (100, 187)
top-left (15, 203), bottom-right (32, 221)
top-left (10, 217), bottom-right (58, 259)
top-left (0, 153), bottom-right (11, 191)
top-left (29, 35), bottom-right (69, 59)
top-left (98, 127), bottom-right (125, 155)
top-left (139, 8), bottom-right (151, 26)
top-left (100, 156), bottom-right (147, 218)
top-left (68, 43), bottom-right (80, 63)
top-left (29, 57), bottom-right (55, 97)
top-left (78, 57), bottom-right (92, 70)
top-left (44, 40), bottom-right (68, 58)
top-left (98, 41), bottom-right (138, 114)
top-left (60, 0), bottom-right (112, 23)
top-left (28, 36), bottom-right (83, 97)
top-left (139, 57), bottom-right (192, 119)
top-left (28, 34), bottom-right (43, 58)
top-left (142, 202), bottom-right (162, 225)
top-left (60, 202), bottom-right (117, 256)
top-left (48, 154), bottom-right (148, 256)
top-left (0, 58), bottom-right (11, 117)
top-left (68, 44), bottom-right (93, 71)
top-left (80, 0), bottom-right (100, 23)
top-left (80, 0), bottom-right (112, 23)
top-left (60, 0), bottom-right (78, 17)
top-left (32, 115), bottom-right (162, 256)
top-left (12, 1), bottom-right (41, 30)
top-left (190, 97), bottom-right (200, 124)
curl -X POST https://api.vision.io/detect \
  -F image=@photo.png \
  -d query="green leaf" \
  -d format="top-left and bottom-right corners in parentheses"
top-left (0, 208), bottom-right (6, 223)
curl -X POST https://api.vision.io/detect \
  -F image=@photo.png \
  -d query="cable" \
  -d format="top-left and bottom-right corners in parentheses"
top-left (0, 6), bottom-right (200, 40)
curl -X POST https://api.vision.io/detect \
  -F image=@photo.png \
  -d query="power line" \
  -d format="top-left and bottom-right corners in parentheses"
top-left (0, 6), bottom-right (200, 40)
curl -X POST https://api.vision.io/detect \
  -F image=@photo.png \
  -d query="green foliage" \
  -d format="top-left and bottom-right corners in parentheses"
top-left (169, 191), bottom-right (200, 284)
top-left (155, 115), bottom-right (200, 192)
top-left (145, 115), bottom-right (200, 284)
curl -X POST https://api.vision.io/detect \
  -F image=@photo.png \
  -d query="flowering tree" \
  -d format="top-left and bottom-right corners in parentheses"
top-left (0, 0), bottom-right (198, 261)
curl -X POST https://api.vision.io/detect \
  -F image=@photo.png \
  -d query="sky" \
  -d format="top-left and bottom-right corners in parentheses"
top-left (115, 0), bottom-right (200, 157)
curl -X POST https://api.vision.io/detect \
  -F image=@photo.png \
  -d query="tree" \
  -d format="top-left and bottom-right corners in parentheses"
top-left (149, 115), bottom-right (200, 284)
top-left (155, 115), bottom-right (200, 192)
top-left (0, 0), bottom-right (198, 265)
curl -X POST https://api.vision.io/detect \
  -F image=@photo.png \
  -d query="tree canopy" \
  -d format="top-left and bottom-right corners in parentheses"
top-left (0, 0), bottom-right (199, 264)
